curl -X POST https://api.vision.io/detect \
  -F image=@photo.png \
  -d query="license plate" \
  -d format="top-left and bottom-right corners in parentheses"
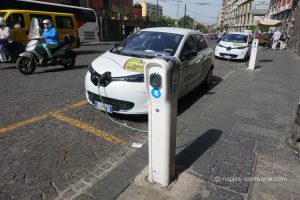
top-left (223, 55), bottom-right (231, 58)
top-left (94, 101), bottom-right (113, 113)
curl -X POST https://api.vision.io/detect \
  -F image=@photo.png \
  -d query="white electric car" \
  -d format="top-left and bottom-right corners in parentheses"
top-left (85, 27), bottom-right (214, 114)
top-left (215, 32), bottom-right (251, 61)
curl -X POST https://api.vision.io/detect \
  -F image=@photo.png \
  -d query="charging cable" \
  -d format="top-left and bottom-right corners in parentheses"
top-left (97, 83), bottom-right (148, 133)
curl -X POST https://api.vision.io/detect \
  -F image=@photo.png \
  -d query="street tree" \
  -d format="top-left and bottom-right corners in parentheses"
top-left (195, 23), bottom-right (208, 33)
top-left (178, 15), bottom-right (193, 28)
top-left (160, 16), bottom-right (176, 27)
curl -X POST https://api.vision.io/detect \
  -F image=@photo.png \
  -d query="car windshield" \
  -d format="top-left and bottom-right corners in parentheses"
top-left (222, 34), bottom-right (248, 43)
top-left (0, 12), bottom-right (7, 18)
top-left (110, 31), bottom-right (183, 58)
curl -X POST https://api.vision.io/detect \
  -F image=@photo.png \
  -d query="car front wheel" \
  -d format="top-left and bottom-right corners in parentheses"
top-left (203, 68), bottom-right (213, 88)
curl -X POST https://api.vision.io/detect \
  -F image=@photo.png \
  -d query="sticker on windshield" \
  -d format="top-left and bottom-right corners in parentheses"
top-left (233, 43), bottom-right (243, 47)
top-left (124, 58), bottom-right (144, 72)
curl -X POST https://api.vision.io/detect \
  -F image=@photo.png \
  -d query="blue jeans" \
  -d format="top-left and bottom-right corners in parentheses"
top-left (0, 43), bottom-right (11, 62)
top-left (42, 43), bottom-right (58, 58)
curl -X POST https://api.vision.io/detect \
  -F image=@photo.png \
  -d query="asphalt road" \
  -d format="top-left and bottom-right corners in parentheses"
top-left (0, 40), bottom-right (236, 199)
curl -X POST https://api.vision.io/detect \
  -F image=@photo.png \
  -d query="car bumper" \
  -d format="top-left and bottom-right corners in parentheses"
top-left (85, 71), bottom-right (148, 115)
top-left (215, 46), bottom-right (249, 60)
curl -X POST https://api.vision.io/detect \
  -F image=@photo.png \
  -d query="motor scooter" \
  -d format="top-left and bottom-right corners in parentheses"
top-left (0, 41), bottom-right (24, 63)
top-left (17, 18), bottom-right (76, 75)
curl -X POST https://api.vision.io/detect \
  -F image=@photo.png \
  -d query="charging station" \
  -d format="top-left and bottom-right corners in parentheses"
top-left (248, 39), bottom-right (259, 70)
top-left (145, 57), bottom-right (181, 187)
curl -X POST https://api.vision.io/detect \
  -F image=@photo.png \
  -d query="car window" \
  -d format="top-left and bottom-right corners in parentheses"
top-left (6, 13), bottom-right (25, 29)
top-left (0, 12), bottom-right (7, 18)
top-left (55, 16), bottom-right (74, 29)
top-left (180, 35), bottom-right (196, 59)
top-left (110, 31), bottom-right (183, 58)
top-left (30, 14), bottom-right (52, 28)
top-left (222, 34), bottom-right (248, 43)
top-left (194, 34), bottom-right (208, 51)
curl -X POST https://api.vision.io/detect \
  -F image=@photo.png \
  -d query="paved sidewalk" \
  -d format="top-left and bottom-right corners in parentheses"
top-left (82, 49), bottom-right (300, 200)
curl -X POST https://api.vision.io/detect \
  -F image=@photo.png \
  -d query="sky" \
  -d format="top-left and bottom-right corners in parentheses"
top-left (133, 0), bottom-right (222, 24)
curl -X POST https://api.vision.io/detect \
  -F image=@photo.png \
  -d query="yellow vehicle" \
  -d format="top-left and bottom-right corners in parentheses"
top-left (0, 10), bottom-right (79, 48)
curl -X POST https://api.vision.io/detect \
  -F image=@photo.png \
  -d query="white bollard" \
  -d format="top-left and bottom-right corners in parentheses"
top-left (248, 39), bottom-right (259, 70)
top-left (145, 57), bottom-right (180, 187)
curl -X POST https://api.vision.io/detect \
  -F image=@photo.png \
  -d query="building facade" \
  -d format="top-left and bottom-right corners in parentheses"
top-left (222, 0), bottom-right (255, 32)
top-left (140, 2), bottom-right (163, 19)
top-left (38, 0), bottom-right (134, 19)
top-left (269, 0), bottom-right (296, 32)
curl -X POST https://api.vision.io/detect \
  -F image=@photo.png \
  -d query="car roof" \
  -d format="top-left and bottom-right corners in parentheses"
top-left (141, 27), bottom-right (202, 35)
top-left (227, 32), bottom-right (249, 36)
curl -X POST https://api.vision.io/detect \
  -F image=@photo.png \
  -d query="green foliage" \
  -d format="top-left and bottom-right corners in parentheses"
top-left (111, 6), bottom-right (119, 13)
top-left (148, 12), bottom-right (157, 23)
top-left (259, 24), bottom-right (269, 33)
top-left (195, 23), bottom-right (208, 33)
top-left (178, 15), bottom-right (193, 28)
top-left (160, 16), bottom-right (175, 27)
top-left (224, 24), bottom-right (229, 31)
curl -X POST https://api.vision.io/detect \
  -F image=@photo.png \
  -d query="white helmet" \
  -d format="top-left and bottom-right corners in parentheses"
top-left (43, 19), bottom-right (52, 26)
top-left (0, 17), bottom-right (5, 26)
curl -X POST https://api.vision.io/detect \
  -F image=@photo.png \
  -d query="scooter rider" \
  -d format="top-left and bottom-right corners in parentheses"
top-left (0, 17), bottom-right (13, 62)
top-left (41, 19), bottom-right (58, 63)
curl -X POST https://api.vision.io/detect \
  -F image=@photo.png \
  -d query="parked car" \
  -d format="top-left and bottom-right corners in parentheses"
top-left (85, 27), bottom-right (214, 114)
top-left (215, 32), bottom-right (251, 61)
top-left (257, 32), bottom-right (273, 47)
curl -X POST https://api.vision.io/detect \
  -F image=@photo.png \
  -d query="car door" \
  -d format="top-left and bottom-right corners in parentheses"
top-left (195, 34), bottom-right (212, 82)
top-left (179, 35), bottom-right (200, 97)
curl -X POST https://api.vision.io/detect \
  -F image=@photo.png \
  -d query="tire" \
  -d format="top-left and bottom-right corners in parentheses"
top-left (62, 52), bottom-right (75, 69)
top-left (243, 53), bottom-right (250, 62)
top-left (202, 68), bottom-right (213, 88)
top-left (17, 56), bottom-right (36, 75)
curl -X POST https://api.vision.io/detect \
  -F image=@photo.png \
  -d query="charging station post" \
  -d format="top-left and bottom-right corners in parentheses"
top-left (248, 39), bottom-right (259, 70)
top-left (145, 57), bottom-right (180, 187)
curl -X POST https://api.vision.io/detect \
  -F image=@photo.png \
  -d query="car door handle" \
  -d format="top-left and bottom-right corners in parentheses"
top-left (196, 59), bottom-right (201, 63)
top-left (201, 54), bottom-right (207, 60)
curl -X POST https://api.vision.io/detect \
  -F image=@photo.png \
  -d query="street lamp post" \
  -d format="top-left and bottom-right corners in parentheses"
top-left (176, 0), bottom-right (181, 21)
top-left (156, 0), bottom-right (158, 27)
top-left (119, 0), bottom-right (125, 39)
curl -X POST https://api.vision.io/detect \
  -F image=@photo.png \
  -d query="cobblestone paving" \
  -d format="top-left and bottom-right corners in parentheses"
top-left (0, 44), bottom-right (148, 200)
top-left (117, 46), bottom-right (300, 200)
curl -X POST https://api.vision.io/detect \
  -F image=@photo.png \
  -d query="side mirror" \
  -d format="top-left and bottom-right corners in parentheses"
top-left (217, 38), bottom-right (221, 43)
top-left (182, 51), bottom-right (197, 60)
top-left (114, 42), bottom-right (120, 48)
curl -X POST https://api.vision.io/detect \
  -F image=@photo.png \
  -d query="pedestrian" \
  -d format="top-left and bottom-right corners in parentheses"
top-left (271, 29), bottom-right (281, 50)
top-left (134, 26), bottom-right (140, 33)
top-left (279, 32), bottom-right (289, 51)
top-left (0, 17), bottom-right (13, 62)
top-left (41, 19), bottom-right (58, 63)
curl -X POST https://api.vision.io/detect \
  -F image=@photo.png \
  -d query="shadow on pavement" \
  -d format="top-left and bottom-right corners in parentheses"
top-left (254, 65), bottom-right (263, 69)
top-left (258, 59), bottom-right (274, 62)
top-left (34, 65), bottom-right (88, 74)
top-left (112, 113), bottom-right (148, 123)
top-left (175, 129), bottom-right (222, 174)
top-left (0, 66), bottom-right (16, 70)
top-left (177, 76), bottom-right (223, 115)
